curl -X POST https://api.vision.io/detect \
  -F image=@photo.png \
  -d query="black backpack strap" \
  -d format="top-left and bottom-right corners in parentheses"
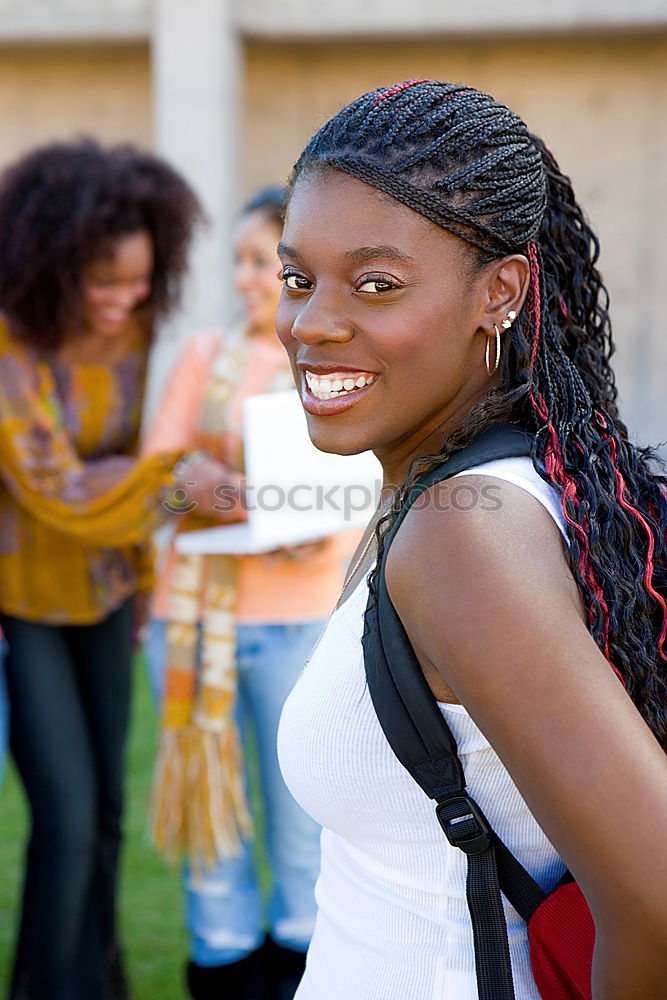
top-left (362, 423), bottom-right (544, 999)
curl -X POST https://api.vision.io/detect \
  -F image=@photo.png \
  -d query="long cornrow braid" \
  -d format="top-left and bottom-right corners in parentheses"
top-left (289, 80), bottom-right (667, 743)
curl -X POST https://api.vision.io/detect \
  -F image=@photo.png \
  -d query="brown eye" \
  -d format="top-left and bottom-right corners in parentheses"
top-left (357, 278), bottom-right (397, 293)
top-left (282, 271), bottom-right (311, 291)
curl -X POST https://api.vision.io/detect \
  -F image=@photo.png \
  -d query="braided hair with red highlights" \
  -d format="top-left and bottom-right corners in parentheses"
top-left (288, 80), bottom-right (667, 742)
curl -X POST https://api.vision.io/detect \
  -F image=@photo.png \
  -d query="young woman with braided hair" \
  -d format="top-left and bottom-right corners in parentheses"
top-left (275, 81), bottom-right (667, 999)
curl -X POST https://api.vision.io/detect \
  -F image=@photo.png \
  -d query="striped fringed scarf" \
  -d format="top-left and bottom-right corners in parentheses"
top-left (151, 552), bottom-right (253, 870)
top-left (150, 328), bottom-right (293, 871)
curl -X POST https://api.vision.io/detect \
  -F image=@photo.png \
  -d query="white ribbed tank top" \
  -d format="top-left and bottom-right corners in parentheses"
top-left (278, 458), bottom-right (569, 1000)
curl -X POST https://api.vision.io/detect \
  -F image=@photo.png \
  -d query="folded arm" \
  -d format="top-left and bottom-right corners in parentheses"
top-left (0, 352), bottom-right (176, 546)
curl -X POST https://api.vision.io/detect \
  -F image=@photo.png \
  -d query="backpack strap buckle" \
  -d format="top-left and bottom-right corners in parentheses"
top-left (436, 794), bottom-right (493, 855)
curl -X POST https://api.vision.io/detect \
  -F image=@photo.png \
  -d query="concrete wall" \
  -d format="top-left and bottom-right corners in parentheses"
top-left (2, 0), bottom-right (665, 42)
top-left (244, 34), bottom-right (667, 447)
top-left (239, 0), bottom-right (667, 38)
top-left (0, 0), bottom-right (149, 41)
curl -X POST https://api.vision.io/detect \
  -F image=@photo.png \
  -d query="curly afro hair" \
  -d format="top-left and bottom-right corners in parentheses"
top-left (0, 137), bottom-right (204, 349)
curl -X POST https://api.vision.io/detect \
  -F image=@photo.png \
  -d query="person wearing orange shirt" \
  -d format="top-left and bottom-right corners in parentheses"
top-left (143, 188), bottom-right (354, 1000)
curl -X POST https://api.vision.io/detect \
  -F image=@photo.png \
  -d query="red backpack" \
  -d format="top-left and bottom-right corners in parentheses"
top-left (362, 423), bottom-right (595, 999)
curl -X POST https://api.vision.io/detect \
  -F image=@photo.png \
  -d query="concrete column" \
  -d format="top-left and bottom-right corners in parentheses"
top-left (147, 0), bottom-right (241, 417)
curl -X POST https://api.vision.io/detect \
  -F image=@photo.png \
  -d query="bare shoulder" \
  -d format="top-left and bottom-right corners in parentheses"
top-left (385, 470), bottom-right (590, 719)
top-left (386, 472), bottom-right (580, 638)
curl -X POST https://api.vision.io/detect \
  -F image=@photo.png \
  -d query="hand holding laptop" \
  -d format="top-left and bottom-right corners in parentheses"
top-left (176, 456), bottom-right (325, 559)
top-left (176, 390), bottom-right (382, 556)
top-left (173, 454), bottom-right (247, 523)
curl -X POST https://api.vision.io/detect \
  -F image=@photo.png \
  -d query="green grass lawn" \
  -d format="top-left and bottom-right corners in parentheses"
top-left (0, 658), bottom-right (189, 999)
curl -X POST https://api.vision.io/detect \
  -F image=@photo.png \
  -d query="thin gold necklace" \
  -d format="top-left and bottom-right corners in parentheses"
top-left (341, 487), bottom-right (397, 595)
top-left (339, 527), bottom-right (378, 598)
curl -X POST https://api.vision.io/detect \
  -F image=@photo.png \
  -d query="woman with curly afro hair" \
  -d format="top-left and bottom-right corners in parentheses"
top-left (0, 138), bottom-right (203, 999)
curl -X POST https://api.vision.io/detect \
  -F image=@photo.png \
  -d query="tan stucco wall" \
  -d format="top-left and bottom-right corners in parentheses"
top-left (244, 35), bottom-right (667, 446)
top-left (0, 44), bottom-right (152, 169)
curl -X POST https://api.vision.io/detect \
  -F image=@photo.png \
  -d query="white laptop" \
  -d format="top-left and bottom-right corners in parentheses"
top-left (176, 389), bottom-right (382, 555)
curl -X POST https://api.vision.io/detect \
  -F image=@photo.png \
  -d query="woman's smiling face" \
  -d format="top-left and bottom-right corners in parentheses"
top-left (276, 169), bottom-right (503, 482)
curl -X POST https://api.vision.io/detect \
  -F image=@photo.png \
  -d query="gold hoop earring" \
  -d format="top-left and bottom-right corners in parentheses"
top-left (485, 325), bottom-right (501, 376)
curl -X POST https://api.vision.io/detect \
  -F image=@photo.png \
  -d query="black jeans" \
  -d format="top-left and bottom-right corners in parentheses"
top-left (1, 600), bottom-right (134, 1000)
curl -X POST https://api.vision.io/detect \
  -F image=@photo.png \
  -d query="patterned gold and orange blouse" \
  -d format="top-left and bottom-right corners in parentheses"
top-left (0, 318), bottom-right (177, 625)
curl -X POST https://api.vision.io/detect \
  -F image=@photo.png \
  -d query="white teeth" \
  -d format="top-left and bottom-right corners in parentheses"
top-left (305, 370), bottom-right (376, 401)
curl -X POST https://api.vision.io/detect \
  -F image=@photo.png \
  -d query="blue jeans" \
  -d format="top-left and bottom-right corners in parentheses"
top-left (145, 618), bottom-right (323, 966)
